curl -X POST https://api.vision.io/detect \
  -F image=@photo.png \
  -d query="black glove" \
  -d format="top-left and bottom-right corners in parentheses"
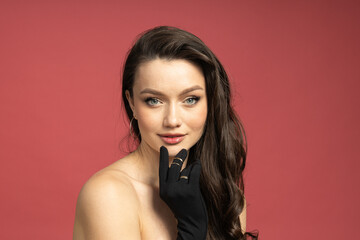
top-left (159, 146), bottom-right (208, 240)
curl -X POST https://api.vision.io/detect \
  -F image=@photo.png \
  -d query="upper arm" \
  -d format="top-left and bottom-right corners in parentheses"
top-left (239, 196), bottom-right (247, 234)
top-left (73, 174), bottom-right (141, 240)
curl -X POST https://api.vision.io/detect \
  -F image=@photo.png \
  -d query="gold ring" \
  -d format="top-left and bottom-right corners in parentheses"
top-left (180, 176), bottom-right (188, 180)
top-left (174, 157), bottom-right (184, 163)
top-left (171, 162), bottom-right (181, 167)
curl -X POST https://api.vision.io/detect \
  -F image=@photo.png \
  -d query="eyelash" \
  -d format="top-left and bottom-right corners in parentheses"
top-left (145, 97), bottom-right (161, 106)
top-left (184, 96), bottom-right (200, 105)
top-left (144, 96), bottom-right (200, 106)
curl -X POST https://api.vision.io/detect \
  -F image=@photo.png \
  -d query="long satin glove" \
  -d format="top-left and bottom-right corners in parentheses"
top-left (159, 146), bottom-right (208, 240)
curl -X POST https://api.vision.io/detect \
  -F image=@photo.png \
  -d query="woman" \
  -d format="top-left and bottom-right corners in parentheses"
top-left (73, 26), bottom-right (258, 240)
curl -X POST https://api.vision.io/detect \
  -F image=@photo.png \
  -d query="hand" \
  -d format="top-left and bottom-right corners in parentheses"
top-left (159, 146), bottom-right (208, 240)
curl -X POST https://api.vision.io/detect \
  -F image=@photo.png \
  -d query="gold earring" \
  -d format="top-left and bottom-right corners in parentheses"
top-left (129, 117), bottom-right (135, 137)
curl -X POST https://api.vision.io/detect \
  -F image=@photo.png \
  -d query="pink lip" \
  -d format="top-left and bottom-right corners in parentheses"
top-left (158, 134), bottom-right (185, 145)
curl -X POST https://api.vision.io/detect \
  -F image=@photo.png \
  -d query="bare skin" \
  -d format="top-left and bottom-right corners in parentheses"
top-left (73, 149), bottom-right (182, 240)
top-left (73, 149), bottom-right (246, 239)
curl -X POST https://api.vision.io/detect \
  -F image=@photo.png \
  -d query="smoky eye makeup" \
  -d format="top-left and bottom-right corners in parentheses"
top-left (184, 96), bottom-right (200, 105)
top-left (144, 97), bottom-right (162, 106)
top-left (142, 95), bottom-right (202, 107)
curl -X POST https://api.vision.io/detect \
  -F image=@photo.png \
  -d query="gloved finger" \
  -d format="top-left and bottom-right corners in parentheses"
top-left (179, 167), bottom-right (191, 184)
top-left (167, 148), bottom-right (187, 183)
top-left (189, 160), bottom-right (202, 185)
top-left (159, 146), bottom-right (169, 183)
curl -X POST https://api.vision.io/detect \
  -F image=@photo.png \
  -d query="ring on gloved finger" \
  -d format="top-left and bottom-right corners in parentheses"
top-left (171, 162), bottom-right (181, 167)
top-left (180, 176), bottom-right (188, 180)
top-left (174, 157), bottom-right (184, 163)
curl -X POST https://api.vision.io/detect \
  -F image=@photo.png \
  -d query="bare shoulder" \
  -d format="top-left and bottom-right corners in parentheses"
top-left (239, 195), bottom-right (247, 234)
top-left (73, 163), bottom-right (141, 240)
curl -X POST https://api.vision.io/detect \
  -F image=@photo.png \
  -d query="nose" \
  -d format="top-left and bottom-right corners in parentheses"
top-left (163, 103), bottom-right (182, 128)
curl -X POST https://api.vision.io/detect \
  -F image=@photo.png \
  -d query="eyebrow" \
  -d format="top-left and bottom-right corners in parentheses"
top-left (140, 85), bottom-right (204, 96)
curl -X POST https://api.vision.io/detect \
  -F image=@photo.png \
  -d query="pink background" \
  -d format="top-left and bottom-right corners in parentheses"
top-left (0, 0), bottom-right (359, 239)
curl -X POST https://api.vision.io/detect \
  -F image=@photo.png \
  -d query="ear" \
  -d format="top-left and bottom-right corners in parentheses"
top-left (125, 90), bottom-right (136, 119)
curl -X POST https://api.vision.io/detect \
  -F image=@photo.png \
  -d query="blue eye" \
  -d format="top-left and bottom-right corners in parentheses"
top-left (145, 97), bottom-right (161, 106)
top-left (185, 97), bottom-right (200, 105)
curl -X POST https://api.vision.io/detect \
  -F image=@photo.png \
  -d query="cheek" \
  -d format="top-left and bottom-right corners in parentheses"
top-left (136, 108), bottom-right (160, 134)
top-left (186, 105), bottom-right (208, 131)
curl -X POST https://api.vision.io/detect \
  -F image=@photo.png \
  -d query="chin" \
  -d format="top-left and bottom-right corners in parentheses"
top-left (166, 146), bottom-right (183, 156)
top-left (162, 144), bottom-right (192, 157)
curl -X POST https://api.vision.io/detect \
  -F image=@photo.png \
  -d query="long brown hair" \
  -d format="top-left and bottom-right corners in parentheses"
top-left (121, 26), bottom-right (258, 240)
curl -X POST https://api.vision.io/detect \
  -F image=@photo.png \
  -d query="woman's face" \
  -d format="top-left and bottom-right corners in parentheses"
top-left (126, 58), bottom-right (208, 157)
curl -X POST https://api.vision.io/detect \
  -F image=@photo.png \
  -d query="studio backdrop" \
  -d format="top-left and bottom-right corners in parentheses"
top-left (0, 0), bottom-right (359, 239)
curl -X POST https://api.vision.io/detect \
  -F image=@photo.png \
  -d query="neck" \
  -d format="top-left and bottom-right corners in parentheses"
top-left (131, 142), bottom-right (188, 187)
